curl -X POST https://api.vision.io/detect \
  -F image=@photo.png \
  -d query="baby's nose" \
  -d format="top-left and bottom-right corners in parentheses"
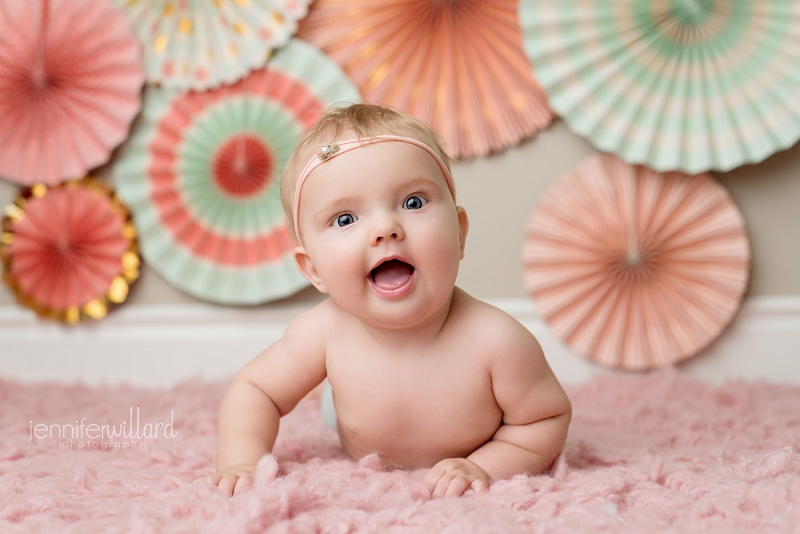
top-left (372, 216), bottom-right (404, 244)
top-left (375, 231), bottom-right (399, 243)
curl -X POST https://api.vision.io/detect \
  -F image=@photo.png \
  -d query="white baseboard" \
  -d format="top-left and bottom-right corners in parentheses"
top-left (1, 296), bottom-right (799, 387)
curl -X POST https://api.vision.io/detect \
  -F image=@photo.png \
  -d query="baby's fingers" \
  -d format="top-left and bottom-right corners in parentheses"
top-left (423, 466), bottom-right (445, 493)
top-left (233, 474), bottom-right (253, 495)
top-left (430, 475), bottom-right (489, 498)
top-left (216, 474), bottom-right (253, 496)
top-left (470, 478), bottom-right (489, 494)
top-left (429, 473), bottom-right (468, 499)
top-left (424, 459), bottom-right (490, 498)
top-left (443, 476), bottom-right (470, 498)
top-left (217, 475), bottom-right (237, 496)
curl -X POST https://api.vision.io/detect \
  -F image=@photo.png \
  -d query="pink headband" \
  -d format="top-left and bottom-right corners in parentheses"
top-left (292, 135), bottom-right (456, 243)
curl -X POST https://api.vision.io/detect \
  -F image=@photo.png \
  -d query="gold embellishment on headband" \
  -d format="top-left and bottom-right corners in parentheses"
top-left (317, 143), bottom-right (339, 161)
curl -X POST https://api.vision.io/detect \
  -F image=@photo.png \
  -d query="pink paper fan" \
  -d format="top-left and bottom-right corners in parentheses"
top-left (522, 154), bottom-right (750, 370)
top-left (297, 0), bottom-right (554, 160)
top-left (0, 0), bottom-right (144, 186)
top-left (1, 179), bottom-right (140, 324)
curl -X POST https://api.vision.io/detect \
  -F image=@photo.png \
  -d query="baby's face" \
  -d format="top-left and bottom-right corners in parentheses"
top-left (293, 140), bottom-right (468, 329)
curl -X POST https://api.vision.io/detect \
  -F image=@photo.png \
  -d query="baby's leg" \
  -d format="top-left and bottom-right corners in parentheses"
top-left (320, 380), bottom-right (337, 430)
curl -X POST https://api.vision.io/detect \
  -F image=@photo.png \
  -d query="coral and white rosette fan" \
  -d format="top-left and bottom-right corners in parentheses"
top-left (1, 179), bottom-right (141, 324)
top-left (298, 0), bottom-right (554, 160)
top-left (112, 40), bottom-right (360, 305)
top-left (113, 0), bottom-right (311, 91)
top-left (523, 154), bottom-right (750, 370)
top-left (519, 0), bottom-right (800, 174)
top-left (0, 0), bottom-right (144, 186)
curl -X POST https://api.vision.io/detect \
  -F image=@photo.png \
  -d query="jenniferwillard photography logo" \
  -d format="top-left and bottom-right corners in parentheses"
top-left (29, 408), bottom-right (177, 450)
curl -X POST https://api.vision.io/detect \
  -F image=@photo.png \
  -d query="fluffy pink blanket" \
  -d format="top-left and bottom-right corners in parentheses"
top-left (2, 369), bottom-right (799, 533)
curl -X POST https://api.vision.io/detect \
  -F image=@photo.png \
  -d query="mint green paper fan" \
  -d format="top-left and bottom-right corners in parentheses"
top-left (112, 39), bottom-right (361, 304)
top-left (520, 0), bottom-right (800, 174)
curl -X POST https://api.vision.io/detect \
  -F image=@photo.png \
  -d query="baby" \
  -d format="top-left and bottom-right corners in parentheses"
top-left (207, 103), bottom-right (571, 498)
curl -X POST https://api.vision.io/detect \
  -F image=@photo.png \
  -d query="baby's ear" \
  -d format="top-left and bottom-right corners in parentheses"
top-left (456, 205), bottom-right (469, 259)
top-left (294, 247), bottom-right (328, 293)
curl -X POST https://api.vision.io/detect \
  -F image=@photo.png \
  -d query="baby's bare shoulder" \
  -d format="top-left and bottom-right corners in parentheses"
top-left (453, 293), bottom-right (569, 423)
top-left (451, 289), bottom-right (542, 361)
top-left (285, 298), bottom-right (340, 334)
top-left (280, 299), bottom-right (343, 352)
top-left (236, 300), bottom-right (339, 410)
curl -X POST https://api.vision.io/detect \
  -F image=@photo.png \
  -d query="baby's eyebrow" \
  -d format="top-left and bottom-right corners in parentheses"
top-left (313, 197), bottom-right (360, 221)
top-left (398, 176), bottom-right (446, 194)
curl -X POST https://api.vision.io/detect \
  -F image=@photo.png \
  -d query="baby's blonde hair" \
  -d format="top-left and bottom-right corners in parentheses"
top-left (280, 103), bottom-right (451, 241)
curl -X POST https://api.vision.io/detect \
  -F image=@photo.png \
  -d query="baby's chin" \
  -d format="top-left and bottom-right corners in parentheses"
top-left (355, 293), bottom-right (456, 331)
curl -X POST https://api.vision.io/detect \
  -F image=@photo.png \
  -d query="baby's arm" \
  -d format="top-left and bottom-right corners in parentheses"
top-left (210, 304), bottom-right (329, 495)
top-left (472, 319), bottom-right (571, 476)
top-left (426, 316), bottom-right (571, 497)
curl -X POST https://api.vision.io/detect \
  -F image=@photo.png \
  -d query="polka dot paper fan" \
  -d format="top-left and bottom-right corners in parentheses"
top-left (523, 154), bottom-right (750, 370)
top-left (113, 0), bottom-right (312, 91)
top-left (111, 39), bottom-right (361, 304)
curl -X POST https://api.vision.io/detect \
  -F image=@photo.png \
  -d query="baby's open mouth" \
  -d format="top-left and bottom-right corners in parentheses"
top-left (370, 259), bottom-right (415, 291)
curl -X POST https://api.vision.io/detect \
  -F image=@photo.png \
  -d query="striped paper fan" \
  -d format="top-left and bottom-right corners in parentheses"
top-left (523, 154), bottom-right (750, 370)
top-left (112, 39), bottom-right (361, 304)
top-left (113, 0), bottom-right (311, 91)
top-left (298, 0), bottom-right (554, 160)
top-left (519, 0), bottom-right (800, 174)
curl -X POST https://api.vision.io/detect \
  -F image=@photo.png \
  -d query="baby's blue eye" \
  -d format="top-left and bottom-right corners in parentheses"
top-left (333, 213), bottom-right (356, 227)
top-left (404, 196), bottom-right (427, 210)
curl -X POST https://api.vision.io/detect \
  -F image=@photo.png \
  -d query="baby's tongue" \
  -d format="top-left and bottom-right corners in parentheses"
top-left (371, 260), bottom-right (413, 290)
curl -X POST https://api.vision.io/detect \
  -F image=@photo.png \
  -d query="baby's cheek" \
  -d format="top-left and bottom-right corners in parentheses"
top-left (434, 243), bottom-right (463, 280)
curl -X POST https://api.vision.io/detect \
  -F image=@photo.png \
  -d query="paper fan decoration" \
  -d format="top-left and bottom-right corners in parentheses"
top-left (112, 39), bottom-right (360, 305)
top-left (1, 178), bottom-right (140, 324)
top-left (519, 0), bottom-right (800, 174)
top-left (297, 0), bottom-right (554, 160)
top-left (0, 0), bottom-right (144, 186)
top-left (114, 0), bottom-right (311, 92)
top-left (523, 154), bottom-right (750, 370)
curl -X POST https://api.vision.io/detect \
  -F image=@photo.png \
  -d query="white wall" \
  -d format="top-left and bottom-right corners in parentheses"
top-left (1, 296), bottom-right (798, 387)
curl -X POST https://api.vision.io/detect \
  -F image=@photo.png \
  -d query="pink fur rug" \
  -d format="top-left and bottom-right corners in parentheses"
top-left (2, 369), bottom-right (800, 533)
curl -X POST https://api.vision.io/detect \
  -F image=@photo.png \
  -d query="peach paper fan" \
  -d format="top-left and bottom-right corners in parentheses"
top-left (297, 0), bottom-right (554, 160)
top-left (1, 178), bottom-right (141, 324)
top-left (522, 154), bottom-right (750, 370)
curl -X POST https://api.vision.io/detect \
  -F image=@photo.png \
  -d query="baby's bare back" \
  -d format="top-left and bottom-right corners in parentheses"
top-left (324, 290), bottom-right (513, 469)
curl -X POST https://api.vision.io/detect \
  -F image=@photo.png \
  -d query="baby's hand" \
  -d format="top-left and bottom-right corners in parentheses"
top-left (424, 458), bottom-right (490, 498)
top-left (195, 464), bottom-right (257, 496)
